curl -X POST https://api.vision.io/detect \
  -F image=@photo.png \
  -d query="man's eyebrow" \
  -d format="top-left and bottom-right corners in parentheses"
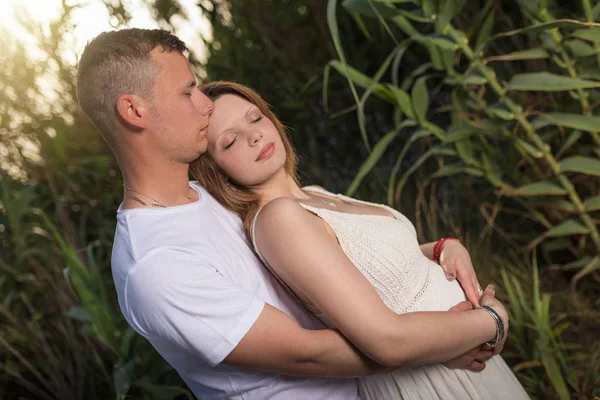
top-left (183, 80), bottom-right (196, 89)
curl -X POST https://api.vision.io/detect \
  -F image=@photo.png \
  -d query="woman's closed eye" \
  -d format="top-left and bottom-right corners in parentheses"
top-left (252, 115), bottom-right (262, 123)
top-left (224, 136), bottom-right (237, 150)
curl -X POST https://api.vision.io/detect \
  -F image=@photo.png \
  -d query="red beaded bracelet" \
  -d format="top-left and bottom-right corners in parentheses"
top-left (433, 237), bottom-right (460, 263)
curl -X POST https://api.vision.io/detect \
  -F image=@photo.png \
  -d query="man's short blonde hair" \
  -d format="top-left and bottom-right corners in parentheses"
top-left (76, 28), bottom-right (187, 149)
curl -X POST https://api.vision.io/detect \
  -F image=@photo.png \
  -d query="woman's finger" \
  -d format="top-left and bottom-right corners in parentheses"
top-left (463, 280), bottom-right (480, 308)
top-left (456, 266), bottom-right (480, 307)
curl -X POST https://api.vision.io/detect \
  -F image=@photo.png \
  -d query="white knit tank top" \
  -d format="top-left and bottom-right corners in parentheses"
top-left (251, 186), bottom-right (431, 315)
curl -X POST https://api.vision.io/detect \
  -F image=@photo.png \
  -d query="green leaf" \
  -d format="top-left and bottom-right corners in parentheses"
top-left (584, 195), bottom-right (600, 211)
top-left (594, 2), bottom-right (600, 19)
top-left (559, 156), bottom-right (600, 176)
top-left (395, 145), bottom-right (457, 199)
top-left (328, 60), bottom-right (395, 103)
top-left (431, 164), bottom-right (483, 178)
top-left (68, 307), bottom-right (92, 322)
top-left (346, 124), bottom-right (404, 196)
top-left (528, 198), bottom-right (577, 213)
top-left (348, 10), bottom-right (371, 39)
top-left (504, 181), bottom-right (567, 196)
top-left (411, 76), bottom-right (429, 122)
top-left (119, 327), bottom-right (136, 359)
top-left (445, 124), bottom-right (477, 143)
top-left (438, 0), bottom-right (467, 30)
top-left (392, 14), bottom-right (420, 37)
top-left (507, 73), bottom-right (600, 91)
top-left (386, 85), bottom-right (416, 119)
top-left (415, 34), bottom-right (458, 51)
top-left (440, 48), bottom-right (456, 74)
top-left (486, 48), bottom-right (549, 62)
top-left (463, 73), bottom-right (487, 85)
top-left (571, 27), bottom-right (600, 42)
top-left (114, 360), bottom-right (135, 400)
top-left (492, 20), bottom-right (600, 41)
top-left (557, 130), bottom-right (582, 158)
top-left (488, 103), bottom-right (515, 120)
top-left (533, 112), bottom-right (600, 132)
top-left (580, 67), bottom-right (600, 80)
top-left (515, 138), bottom-right (543, 158)
top-left (421, 0), bottom-right (437, 17)
top-left (342, 0), bottom-right (401, 19)
top-left (546, 219), bottom-right (590, 237)
top-left (564, 39), bottom-right (598, 57)
top-left (454, 140), bottom-right (479, 166)
top-left (476, 9), bottom-right (495, 50)
top-left (426, 42), bottom-right (445, 71)
top-left (571, 256), bottom-right (600, 289)
top-left (398, 9), bottom-right (432, 24)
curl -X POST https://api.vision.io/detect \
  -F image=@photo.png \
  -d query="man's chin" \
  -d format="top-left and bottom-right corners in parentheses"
top-left (197, 139), bottom-right (209, 155)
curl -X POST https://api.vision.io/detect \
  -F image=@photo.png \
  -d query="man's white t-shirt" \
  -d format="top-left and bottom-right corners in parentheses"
top-left (111, 182), bottom-right (359, 399)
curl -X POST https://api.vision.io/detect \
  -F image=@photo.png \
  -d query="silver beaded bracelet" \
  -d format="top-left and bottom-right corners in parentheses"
top-left (478, 305), bottom-right (505, 348)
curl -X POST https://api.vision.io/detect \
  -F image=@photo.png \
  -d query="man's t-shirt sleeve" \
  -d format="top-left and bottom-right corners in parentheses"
top-left (123, 247), bottom-right (265, 367)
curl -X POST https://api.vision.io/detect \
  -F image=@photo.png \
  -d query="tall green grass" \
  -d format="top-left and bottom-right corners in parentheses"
top-left (325, 0), bottom-right (600, 397)
top-left (326, 0), bottom-right (600, 269)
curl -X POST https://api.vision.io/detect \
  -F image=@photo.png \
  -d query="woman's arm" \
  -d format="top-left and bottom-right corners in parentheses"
top-left (255, 198), bottom-right (506, 368)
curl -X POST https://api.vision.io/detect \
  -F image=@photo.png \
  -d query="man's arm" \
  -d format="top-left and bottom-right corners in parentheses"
top-left (224, 302), bottom-right (493, 376)
top-left (127, 247), bottom-right (492, 378)
top-left (224, 304), bottom-right (387, 377)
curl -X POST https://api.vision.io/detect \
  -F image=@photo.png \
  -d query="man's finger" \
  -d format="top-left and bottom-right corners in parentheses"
top-left (474, 349), bottom-right (494, 363)
top-left (448, 300), bottom-right (473, 312)
top-left (467, 361), bottom-right (486, 372)
top-left (483, 284), bottom-right (496, 296)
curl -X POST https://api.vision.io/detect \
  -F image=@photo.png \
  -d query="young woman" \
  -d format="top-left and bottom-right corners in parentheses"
top-left (190, 81), bottom-right (529, 399)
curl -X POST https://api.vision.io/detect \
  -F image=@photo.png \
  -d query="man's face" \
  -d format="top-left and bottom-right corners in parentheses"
top-left (146, 49), bottom-right (214, 162)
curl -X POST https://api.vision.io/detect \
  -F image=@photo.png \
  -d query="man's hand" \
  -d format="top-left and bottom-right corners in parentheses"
top-left (480, 285), bottom-right (508, 356)
top-left (439, 241), bottom-right (482, 308)
top-left (442, 300), bottom-right (493, 372)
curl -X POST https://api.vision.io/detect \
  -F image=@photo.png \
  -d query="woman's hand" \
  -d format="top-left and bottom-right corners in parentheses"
top-left (439, 240), bottom-right (482, 307)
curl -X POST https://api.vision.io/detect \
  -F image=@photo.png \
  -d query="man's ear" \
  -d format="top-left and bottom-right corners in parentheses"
top-left (116, 94), bottom-right (149, 129)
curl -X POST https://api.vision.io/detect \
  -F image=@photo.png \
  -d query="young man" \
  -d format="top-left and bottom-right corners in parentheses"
top-left (76, 29), bottom-right (494, 399)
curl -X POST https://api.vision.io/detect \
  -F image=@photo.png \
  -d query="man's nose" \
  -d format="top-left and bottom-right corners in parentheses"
top-left (199, 95), bottom-right (215, 116)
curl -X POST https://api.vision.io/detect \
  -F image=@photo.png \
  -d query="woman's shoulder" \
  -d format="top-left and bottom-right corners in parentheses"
top-left (257, 197), bottom-right (306, 224)
top-left (256, 197), bottom-right (337, 242)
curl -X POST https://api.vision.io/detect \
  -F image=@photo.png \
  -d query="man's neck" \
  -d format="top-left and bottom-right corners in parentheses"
top-left (119, 157), bottom-right (198, 209)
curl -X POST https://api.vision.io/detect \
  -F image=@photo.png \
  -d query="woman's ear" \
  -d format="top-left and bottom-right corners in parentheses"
top-left (116, 93), bottom-right (149, 129)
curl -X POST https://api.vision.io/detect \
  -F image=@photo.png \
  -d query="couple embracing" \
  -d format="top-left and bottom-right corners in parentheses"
top-left (76, 28), bottom-right (528, 399)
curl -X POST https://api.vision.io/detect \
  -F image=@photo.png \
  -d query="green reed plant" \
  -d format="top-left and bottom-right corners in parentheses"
top-left (325, 0), bottom-right (600, 276)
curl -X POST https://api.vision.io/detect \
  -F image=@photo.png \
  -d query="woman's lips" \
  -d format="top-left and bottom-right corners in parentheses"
top-left (256, 142), bottom-right (275, 161)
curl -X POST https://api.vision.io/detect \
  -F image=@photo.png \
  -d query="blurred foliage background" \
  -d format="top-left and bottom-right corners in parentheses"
top-left (0, 0), bottom-right (599, 398)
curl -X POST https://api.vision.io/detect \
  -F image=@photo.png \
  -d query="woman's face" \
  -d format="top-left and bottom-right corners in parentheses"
top-left (206, 94), bottom-right (286, 187)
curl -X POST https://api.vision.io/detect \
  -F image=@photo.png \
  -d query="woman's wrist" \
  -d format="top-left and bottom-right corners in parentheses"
top-left (478, 306), bottom-right (506, 347)
top-left (433, 238), bottom-right (460, 263)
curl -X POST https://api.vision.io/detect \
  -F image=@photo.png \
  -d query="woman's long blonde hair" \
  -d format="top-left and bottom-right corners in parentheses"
top-left (190, 81), bottom-right (300, 241)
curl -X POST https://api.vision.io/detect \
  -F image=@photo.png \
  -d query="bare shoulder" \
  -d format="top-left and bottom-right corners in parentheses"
top-left (256, 197), bottom-right (337, 244)
top-left (303, 185), bottom-right (327, 191)
top-left (256, 197), bottom-right (307, 229)
top-left (255, 198), bottom-right (309, 237)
